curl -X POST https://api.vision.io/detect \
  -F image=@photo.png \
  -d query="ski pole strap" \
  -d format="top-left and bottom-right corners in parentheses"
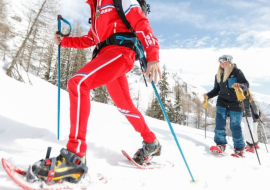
top-left (57, 15), bottom-right (72, 37)
top-left (46, 157), bottom-right (56, 183)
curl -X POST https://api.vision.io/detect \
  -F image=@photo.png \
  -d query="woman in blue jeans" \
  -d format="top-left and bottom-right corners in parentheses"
top-left (204, 55), bottom-right (249, 157)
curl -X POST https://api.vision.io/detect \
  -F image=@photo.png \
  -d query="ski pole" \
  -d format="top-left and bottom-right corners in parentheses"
top-left (150, 79), bottom-right (196, 182)
top-left (134, 40), bottom-right (195, 182)
top-left (242, 101), bottom-right (261, 165)
top-left (259, 119), bottom-right (269, 144)
top-left (203, 97), bottom-right (208, 139)
top-left (205, 109), bottom-right (207, 139)
top-left (56, 15), bottom-right (72, 140)
top-left (259, 119), bottom-right (269, 152)
top-left (259, 122), bottom-right (268, 153)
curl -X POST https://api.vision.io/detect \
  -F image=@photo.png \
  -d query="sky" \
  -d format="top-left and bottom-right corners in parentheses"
top-left (1, 60), bottom-right (270, 190)
top-left (59, 0), bottom-right (270, 95)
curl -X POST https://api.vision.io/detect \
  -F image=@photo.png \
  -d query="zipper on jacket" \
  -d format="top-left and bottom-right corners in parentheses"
top-left (89, 0), bottom-right (100, 43)
top-left (114, 22), bottom-right (117, 33)
top-left (94, 0), bottom-right (101, 42)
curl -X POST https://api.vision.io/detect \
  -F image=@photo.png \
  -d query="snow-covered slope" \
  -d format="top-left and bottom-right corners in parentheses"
top-left (1, 61), bottom-right (270, 190)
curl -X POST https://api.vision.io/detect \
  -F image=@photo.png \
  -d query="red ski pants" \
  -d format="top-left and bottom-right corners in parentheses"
top-left (66, 46), bottom-right (156, 157)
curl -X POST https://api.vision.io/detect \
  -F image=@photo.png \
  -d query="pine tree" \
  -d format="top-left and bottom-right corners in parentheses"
top-left (6, 0), bottom-right (48, 79)
top-left (194, 97), bottom-right (203, 129)
top-left (43, 43), bottom-right (56, 81)
top-left (146, 94), bottom-right (162, 119)
top-left (135, 87), bottom-right (142, 110)
top-left (0, 0), bottom-right (10, 61)
top-left (166, 99), bottom-right (174, 121)
top-left (92, 86), bottom-right (110, 104)
top-left (172, 81), bottom-right (186, 125)
top-left (146, 64), bottom-right (172, 121)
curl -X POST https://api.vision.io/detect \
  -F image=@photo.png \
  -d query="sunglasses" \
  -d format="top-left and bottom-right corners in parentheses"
top-left (219, 57), bottom-right (228, 63)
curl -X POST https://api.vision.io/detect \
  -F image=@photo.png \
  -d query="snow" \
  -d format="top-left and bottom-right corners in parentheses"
top-left (0, 61), bottom-right (270, 190)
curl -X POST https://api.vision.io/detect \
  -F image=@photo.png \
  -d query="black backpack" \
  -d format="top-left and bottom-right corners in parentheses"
top-left (88, 0), bottom-right (150, 33)
top-left (113, 0), bottom-right (150, 33)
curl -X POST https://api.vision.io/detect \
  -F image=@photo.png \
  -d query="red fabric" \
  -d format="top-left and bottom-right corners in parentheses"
top-left (66, 46), bottom-right (156, 157)
top-left (63, 0), bottom-right (159, 157)
top-left (61, 0), bottom-right (159, 62)
top-left (61, 0), bottom-right (159, 157)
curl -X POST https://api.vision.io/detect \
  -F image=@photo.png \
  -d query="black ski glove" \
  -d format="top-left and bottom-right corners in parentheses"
top-left (254, 113), bottom-right (259, 119)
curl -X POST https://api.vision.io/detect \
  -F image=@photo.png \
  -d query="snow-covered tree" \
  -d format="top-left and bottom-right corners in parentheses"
top-left (0, 0), bottom-right (11, 61)
top-left (92, 86), bottom-right (110, 104)
top-left (146, 65), bottom-right (172, 121)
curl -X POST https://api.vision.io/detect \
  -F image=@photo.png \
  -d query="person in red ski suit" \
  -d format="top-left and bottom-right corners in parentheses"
top-left (27, 0), bottom-right (163, 184)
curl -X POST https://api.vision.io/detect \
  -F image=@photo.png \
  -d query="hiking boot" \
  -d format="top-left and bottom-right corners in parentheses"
top-left (234, 149), bottom-right (244, 157)
top-left (217, 144), bottom-right (226, 152)
top-left (26, 148), bottom-right (88, 185)
top-left (133, 139), bottom-right (161, 165)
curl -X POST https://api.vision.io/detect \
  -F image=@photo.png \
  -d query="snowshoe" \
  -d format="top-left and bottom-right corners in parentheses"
top-left (133, 139), bottom-right (161, 165)
top-left (26, 147), bottom-right (88, 185)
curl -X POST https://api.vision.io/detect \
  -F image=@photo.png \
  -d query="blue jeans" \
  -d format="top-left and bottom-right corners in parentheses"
top-left (215, 106), bottom-right (245, 150)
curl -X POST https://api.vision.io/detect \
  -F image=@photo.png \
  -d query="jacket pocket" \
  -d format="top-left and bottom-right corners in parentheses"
top-left (228, 77), bottom-right (237, 88)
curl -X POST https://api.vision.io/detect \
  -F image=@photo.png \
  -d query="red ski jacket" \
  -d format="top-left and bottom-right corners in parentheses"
top-left (60, 0), bottom-right (159, 62)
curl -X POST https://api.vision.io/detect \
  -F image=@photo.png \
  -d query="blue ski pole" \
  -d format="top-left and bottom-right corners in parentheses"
top-left (134, 38), bottom-right (196, 183)
top-left (56, 15), bottom-right (72, 140)
top-left (150, 79), bottom-right (196, 182)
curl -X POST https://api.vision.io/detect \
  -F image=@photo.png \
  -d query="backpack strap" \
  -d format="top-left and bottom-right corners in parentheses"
top-left (113, 0), bottom-right (136, 33)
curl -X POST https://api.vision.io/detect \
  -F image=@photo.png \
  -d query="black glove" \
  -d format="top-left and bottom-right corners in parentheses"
top-left (254, 113), bottom-right (259, 119)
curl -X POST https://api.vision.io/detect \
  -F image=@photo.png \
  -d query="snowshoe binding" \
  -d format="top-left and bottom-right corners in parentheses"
top-left (132, 139), bottom-right (161, 165)
top-left (231, 149), bottom-right (244, 158)
top-left (245, 145), bottom-right (255, 153)
top-left (26, 147), bottom-right (88, 185)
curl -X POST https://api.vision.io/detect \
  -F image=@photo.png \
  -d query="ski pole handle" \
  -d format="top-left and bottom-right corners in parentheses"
top-left (57, 15), bottom-right (72, 37)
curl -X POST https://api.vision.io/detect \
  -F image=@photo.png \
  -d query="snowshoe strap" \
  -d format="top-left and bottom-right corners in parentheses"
top-left (60, 148), bottom-right (88, 172)
top-left (46, 157), bottom-right (56, 183)
top-left (45, 147), bottom-right (52, 159)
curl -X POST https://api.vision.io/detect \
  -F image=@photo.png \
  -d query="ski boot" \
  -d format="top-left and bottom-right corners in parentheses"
top-left (133, 139), bottom-right (161, 165)
top-left (26, 147), bottom-right (88, 185)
